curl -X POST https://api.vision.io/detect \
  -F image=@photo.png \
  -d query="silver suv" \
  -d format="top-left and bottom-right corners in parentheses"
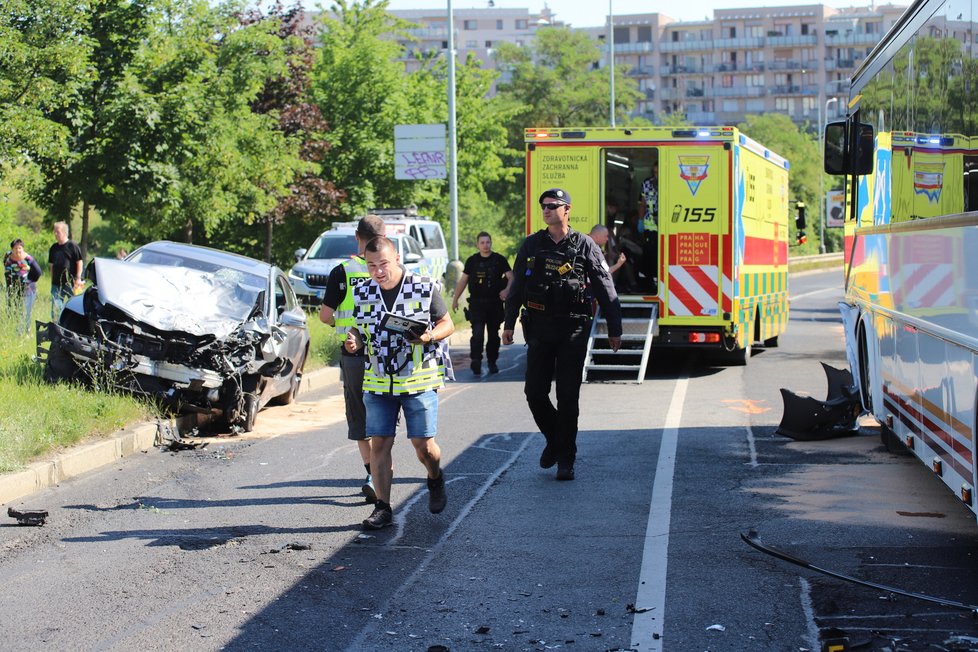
top-left (287, 230), bottom-right (428, 308)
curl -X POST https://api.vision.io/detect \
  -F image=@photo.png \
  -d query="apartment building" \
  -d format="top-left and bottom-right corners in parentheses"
top-left (389, 6), bottom-right (561, 74)
top-left (383, 3), bottom-right (909, 128)
top-left (593, 4), bottom-right (907, 127)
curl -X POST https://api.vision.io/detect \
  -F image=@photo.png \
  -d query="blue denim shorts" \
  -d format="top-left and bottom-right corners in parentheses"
top-left (364, 390), bottom-right (439, 439)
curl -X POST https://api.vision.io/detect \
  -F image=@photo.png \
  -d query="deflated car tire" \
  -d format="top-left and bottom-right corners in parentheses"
top-left (229, 393), bottom-right (258, 433)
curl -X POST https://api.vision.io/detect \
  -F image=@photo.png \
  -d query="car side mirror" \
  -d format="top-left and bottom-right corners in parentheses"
top-left (294, 248), bottom-right (307, 262)
top-left (279, 309), bottom-right (307, 328)
top-left (404, 252), bottom-right (422, 264)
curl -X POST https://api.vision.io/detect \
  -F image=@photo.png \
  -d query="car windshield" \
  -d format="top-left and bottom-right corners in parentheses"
top-left (307, 234), bottom-right (357, 260)
top-left (129, 249), bottom-right (265, 291)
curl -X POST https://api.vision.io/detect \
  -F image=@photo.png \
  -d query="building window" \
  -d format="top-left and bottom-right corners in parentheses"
top-left (466, 40), bottom-right (477, 48)
top-left (722, 99), bottom-right (739, 112)
top-left (485, 40), bottom-right (492, 47)
top-left (516, 19), bottom-right (528, 29)
top-left (727, 26), bottom-right (736, 38)
top-left (497, 19), bottom-right (504, 30)
top-left (614, 26), bottom-right (630, 43)
top-left (463, 20), bottom-right (477, 30)
top-left (638, 26), bottom-right (652, 42)
top-left (746, 25), bottom-right (764, 38)
top-left (672, 31), bottom-right (679, 42)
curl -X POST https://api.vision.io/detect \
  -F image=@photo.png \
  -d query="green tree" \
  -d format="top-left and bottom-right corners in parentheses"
top-left (491, 27), bottom-right (643, 238)
top-left (97, 0), bottom-right (306, 258)
top-left (311, 0), bottom-right (420, 217)
top-left (223, 1), bottom-right (343, 265)
top-left (0, 0), bottom-right (91, 172)
top-left (23, 0), bottom-right (148, 259)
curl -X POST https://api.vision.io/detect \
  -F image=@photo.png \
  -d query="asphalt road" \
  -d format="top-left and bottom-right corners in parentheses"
top-left (2, 268), bottom-right (978, 652)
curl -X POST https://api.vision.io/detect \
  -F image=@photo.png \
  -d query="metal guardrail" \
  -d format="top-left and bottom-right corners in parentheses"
top-left (788, 252), bottom-right (844, 268)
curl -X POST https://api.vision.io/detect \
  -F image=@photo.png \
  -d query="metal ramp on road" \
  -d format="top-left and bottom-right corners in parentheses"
top-left (583, 300), bottom-right (658, 383)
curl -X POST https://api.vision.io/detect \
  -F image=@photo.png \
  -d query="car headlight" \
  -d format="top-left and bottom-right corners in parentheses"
top-left (288, 269), bottom-right (305, 282)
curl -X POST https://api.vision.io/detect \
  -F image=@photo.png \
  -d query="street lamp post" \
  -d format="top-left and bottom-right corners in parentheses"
top-left (447, 0), bottom-right (459, 264)
top-left (819, 96), bottom-right (839, 254)
top-left (608, 0), bottom-right (615, 127)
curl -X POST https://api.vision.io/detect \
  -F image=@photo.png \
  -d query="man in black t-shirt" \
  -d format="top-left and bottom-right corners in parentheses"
top-left (47, 221), bottom-right (83, 319)
top-left (319, 215), bottom-right (386, 504)
top-left (451, 232), bottom-right (512, 375)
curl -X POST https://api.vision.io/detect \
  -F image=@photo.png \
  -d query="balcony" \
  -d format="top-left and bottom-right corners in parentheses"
top-left (659, 39), bottom-right (715, 52)
top-left (712, 37), bottom-right (765, 48)
top-left (686, 110), bottom-right (717, 124)
top-left (713, 85), bottom-right (765, 97)
top-left (403, 27), bottom-right (450, 39)
top-left (685, 87), bottom-right (707, 97)
top-left (604, 41), bottom-right (656, 54)
top-left (768, 60), bottom-right (804, 71)
top-left (824, 32), bottom-right (882, 46)
top-left (628, 66), bottom-right (656, 77)
top-left (766, 34), bottom-right (818, 47)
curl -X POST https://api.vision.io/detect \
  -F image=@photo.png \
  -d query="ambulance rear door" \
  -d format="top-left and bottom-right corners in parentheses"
top-left (658, 142), bottom-right (731, 324)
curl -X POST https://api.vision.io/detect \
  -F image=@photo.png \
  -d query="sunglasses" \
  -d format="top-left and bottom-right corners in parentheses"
top-left (540, 202), bottom-right (566, 210)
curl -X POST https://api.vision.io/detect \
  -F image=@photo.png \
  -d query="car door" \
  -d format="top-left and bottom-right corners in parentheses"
top-left (271, 272), bottom-right (309, 391)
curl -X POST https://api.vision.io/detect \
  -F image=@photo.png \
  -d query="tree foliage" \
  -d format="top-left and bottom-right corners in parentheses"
top-left (0, 0), bottom-right (91, 170)
top-left (491, 27), bottom-right (643, 238)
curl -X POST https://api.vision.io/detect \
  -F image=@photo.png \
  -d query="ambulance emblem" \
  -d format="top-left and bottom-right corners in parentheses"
top-left (913, 161), bottom-right (944, 202)
top-left (678, 156), bottom-right (710, 196)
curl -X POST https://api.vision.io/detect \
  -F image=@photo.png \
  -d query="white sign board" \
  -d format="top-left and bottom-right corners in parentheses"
top-left (826, 189), bottom-right (845, 228)
top-left (395, 124), bottom-right (447, 180)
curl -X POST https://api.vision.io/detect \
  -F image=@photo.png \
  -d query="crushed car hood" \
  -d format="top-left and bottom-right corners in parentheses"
top-left (95, 258), bottom-right (265, 338)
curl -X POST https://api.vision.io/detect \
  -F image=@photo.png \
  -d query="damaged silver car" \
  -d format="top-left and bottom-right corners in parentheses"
top-left (36, 241), bottom-right (310, 432)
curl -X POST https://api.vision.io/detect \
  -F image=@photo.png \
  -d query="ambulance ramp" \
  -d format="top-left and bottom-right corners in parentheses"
top-left (583, 301), bottom-right (658, 383)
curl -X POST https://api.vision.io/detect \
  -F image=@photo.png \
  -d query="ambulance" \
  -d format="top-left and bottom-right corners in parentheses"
top-left (525, 126), bottom-right (792, 367)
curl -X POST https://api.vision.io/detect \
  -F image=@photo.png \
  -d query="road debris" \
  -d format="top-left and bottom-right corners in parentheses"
top-left (7, 507), bottom-right (48, 526)
top-left (706, 624), bottom-right (726, 632)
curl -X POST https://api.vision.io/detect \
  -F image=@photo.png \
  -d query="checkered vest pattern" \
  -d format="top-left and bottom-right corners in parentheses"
top-left (354, 274), bottom-right (453, 395)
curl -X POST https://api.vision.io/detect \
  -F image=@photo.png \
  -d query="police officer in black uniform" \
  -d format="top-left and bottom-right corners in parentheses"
top-left (502, 188), bottom-right (623, 481)
top-left (452, 231), bottom-right (513, 375)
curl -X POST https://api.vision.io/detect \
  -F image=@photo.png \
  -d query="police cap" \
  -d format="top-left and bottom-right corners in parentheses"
top-left (539, 188), bottom-right (571, 205)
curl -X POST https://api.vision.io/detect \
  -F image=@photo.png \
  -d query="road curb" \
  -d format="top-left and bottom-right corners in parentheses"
top-left (1, 327), bottom-right (474, 507)
top-left (0, 422), bottom-right (159, 506)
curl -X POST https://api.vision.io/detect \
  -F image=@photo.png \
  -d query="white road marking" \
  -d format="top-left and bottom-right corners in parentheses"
top-left (799, 577), bottom-right (820, 651)
top-left (791, 287), bottom-right (838, 301)
top-left (630, 373), bottom-right (689, 650)
top-left (746, 422), bottom-right (759, 468)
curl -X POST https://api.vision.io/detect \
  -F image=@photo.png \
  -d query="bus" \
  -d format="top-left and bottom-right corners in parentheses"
top-left (825, 0), bottom-right (978, 520)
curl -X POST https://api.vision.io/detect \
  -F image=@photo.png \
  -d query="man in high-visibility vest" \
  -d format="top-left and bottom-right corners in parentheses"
top-left (319, 214), bottom-right (386, 504)
top-left (345, 236), bottom-right (455, 530)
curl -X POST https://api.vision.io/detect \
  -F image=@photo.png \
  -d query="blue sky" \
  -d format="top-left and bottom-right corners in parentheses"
top-left (363, 0), bottom-right (831, 28)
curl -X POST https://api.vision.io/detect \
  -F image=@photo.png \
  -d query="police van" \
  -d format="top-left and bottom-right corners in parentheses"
top-left (366, 208), bottom-right (449, 281)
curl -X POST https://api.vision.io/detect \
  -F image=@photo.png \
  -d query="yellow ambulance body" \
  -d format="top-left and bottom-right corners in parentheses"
top-left (525, 126), bottom-right (790, 360)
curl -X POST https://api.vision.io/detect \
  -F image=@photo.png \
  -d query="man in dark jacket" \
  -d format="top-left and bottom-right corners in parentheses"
top-left (451, 231), bottom-right (512, 375)
top-left (502, 188), bottom-right (623, 481)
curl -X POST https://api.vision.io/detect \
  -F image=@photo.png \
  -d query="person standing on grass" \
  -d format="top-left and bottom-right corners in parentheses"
top-left (319, 214), bottom-right (386, 505)
top-left (3, 239), bottom-right (43, 334)
top-left (451, 231), bottom-right (512, 375)
top-left (346, 236), bottom-right (454, 530)
top-left (48, 222), bottom-right (83, 320)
